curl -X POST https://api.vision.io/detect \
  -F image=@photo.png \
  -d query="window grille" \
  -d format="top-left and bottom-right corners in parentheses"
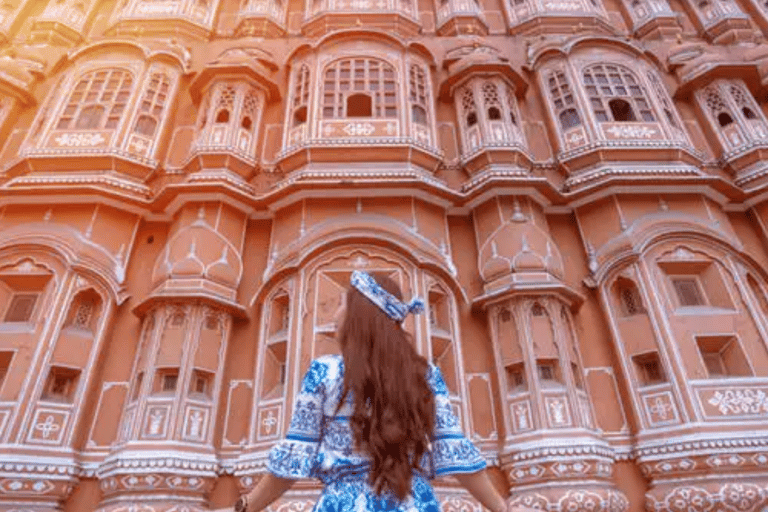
top-left (583, 64), bottom-right (654, 122)
top-left (292, 65), bottom-right (310, 127)
top-left (547, 70), bottom-right (581, 130)
top-left (409, 64), bottom-right (429, 125)
top-left (703, 85), bottom-right (731, 126)
top-left (672, 277), bottom-right (705, 306)
top-left (242, 89), bottom-right (260, 131)
top-left (619, 283), bottom-right (644, 315)
top-left (57, 69), bottom-right (133, 130)
top-left (729, 84), bottom-right (760, 120)
top-left (72, 298), bottom-right (94, 328)
top-left (322, 59), bottom-right (397, 119)
top-left (646, 71), bottom-right (680, 129)
top-left (132, 72), bottom-right (169, 137)
top-left (3, 293), bottom-right (38, 323)
top-left (461, 86), bottom-right (477, 127)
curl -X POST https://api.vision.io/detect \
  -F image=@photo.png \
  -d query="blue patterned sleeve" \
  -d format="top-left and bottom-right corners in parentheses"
top-left (267, 359), bottom-right (329, 480)
top-left (426, 364), bottom-right (486, 477)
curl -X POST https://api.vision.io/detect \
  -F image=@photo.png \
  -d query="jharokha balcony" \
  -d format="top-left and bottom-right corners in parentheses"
top-left (301, 0), bottom-right (420, 38)
top-left (503, 0), bottom-right (615, 35)
top-left (106, 0), bottom-right (218, 40)
top-left (235, 0), bottom-right (288, 36)
top-left (436, 0), bottom-right (489, 35)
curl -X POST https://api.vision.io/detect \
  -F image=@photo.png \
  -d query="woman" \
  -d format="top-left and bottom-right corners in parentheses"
top-left (219, 271), bottom-right (530, 512)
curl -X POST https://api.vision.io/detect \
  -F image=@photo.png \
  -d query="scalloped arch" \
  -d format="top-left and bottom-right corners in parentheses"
top-left (251, 214), bottom-right (465, 307)
top-left (65, 40), bottom-right (189, 72)
top-left (595, 217), bottom-right (768, 289)
top-left (528, 35), bottom-right (665, 71)
top-left (0, 224), bottom-right (126, 304)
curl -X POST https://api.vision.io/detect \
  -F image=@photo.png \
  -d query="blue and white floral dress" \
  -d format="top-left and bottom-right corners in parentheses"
top-left (267, 354), bottom-right (486, 512)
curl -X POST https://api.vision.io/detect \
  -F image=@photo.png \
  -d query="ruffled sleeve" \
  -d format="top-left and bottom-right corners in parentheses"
top-left (267, 359), bottom-right (329, 479)
top-left (425, 364), bottom-right (486, 477)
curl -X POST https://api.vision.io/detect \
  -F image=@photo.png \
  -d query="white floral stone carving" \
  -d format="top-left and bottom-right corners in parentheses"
top-left (707, 389), bottom-right (768, 415)
top-left (342, 122), bottom-right (376, 136)
top-left (605, 125), bottom-right (658, 139)
top-left (54, 133), bottom-right (106, 147)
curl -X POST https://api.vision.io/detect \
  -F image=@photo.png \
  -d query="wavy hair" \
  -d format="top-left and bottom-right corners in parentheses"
top-left (336, 274), bottom-right (435, 500)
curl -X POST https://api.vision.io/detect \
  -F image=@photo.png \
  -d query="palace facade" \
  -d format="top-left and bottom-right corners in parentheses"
top-left (0, 0), bottom-right (768, 510)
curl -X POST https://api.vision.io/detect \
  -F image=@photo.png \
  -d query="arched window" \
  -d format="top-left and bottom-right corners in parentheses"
top-left (646, 71), bottom-right (682, 131)
top-left (583, 64), bottom-right (654, 123)
top-left (322, 59), bottom-right (397, 119)
top-left (617, 280), bottom-right (645, 316)
top-left (346, 93), bottom-right (372, 117)
top-left (56, 69), bottom-right (133, 130)
top-left (132, 72), bottom-right (170, 138)
top-left (241, 89), bottom-right (259, 133)
top-left (292, 65), bottom-right (310, 127)
top-left (408, 64), bottom-right (429, 126)
top-left (214, 85), bottom-right (235, 125)
top-left (699, 80), bottom-right (768, 148)
top-left (482, 82), bottom-right (502, 120)
top-left (547, 70), bottom-right (581, 130)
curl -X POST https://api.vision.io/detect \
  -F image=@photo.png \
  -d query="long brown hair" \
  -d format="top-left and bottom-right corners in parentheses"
top-left (336, 274), bottom-right (435, 500)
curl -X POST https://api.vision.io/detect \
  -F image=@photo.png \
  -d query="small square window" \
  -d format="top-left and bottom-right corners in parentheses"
top-left (505, 362), bottom-right (526, 392)
top-left (696, 336), bottom-right (751, 378)
top-left (190, 369), bottom-right (214, 397)
top-left (155, 368), bottom-right (179, 393)
top-left (42, 366), bottom-right (80, 402)
top-left (536, 359), bottom-right (561, 386)
top-left (633, 352), bottom-right (666, 386)
top-left (3, 293), bottom-right (39, 323)
top-left (671, 277), bottom-right (706, 307)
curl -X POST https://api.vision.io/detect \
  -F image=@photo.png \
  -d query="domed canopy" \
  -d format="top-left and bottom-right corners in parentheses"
top-left (478, 212), bottom-right (564, 284)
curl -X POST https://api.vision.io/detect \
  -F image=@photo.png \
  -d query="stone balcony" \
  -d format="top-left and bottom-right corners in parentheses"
top-left (302, 0), bottom-right (420, 38)
top-left (235, 0), bottom-right (287, 36)
top-left (504, 0), bottom-right (615, 35)
top-left (107, 0), bottom-right (216, 40)
top-left (436, 0), bottom-right (489, 35)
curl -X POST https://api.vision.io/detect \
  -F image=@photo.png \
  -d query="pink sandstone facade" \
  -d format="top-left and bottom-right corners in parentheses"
top-left (1, 0), bottom-right (768, 510)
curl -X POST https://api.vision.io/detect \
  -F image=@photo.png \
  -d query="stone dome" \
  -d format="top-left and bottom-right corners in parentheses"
top-left (478, 211), bottom-right (564, 283)
top-left (152, 215), bottom-right (242, 290)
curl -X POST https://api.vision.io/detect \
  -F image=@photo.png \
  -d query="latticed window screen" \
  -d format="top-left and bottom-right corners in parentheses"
top-left (292, 65), bottom-right (310, 127)
top-left (547, 70), bottom-right (581, 130)
top-left (646, 71), bottom-right (680, 129)
top-left (729, 84), bottom-right (760, 120)
top-left (72, 298), bottom-right (94, 328)
top-left (57, 69), bottom-right (133, 130)
top-left (482, 82), bottom-right (503, 120)
top-left (583, 64), bottom-right (654, 122)
top-left (461, 87), bottom-right (477, 126)
top-left (408, 64), bottom-right (428, 125)
top-left (619, 283), bottom-right (644, 315)
top-left (672, 277), bottom-right (705, 306)
top-left (214, 84), bottom-right (237, 123)
top-left (134, 73), bottom-right (170, 137)
top-left (322, 59), bottom-right (397, 119)
top-left (242, 89), bottom-right (260, 131)
top-left (703, 85), bottom-right (733, 126)
top-left (3, 293), bottom-right (38, 322)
